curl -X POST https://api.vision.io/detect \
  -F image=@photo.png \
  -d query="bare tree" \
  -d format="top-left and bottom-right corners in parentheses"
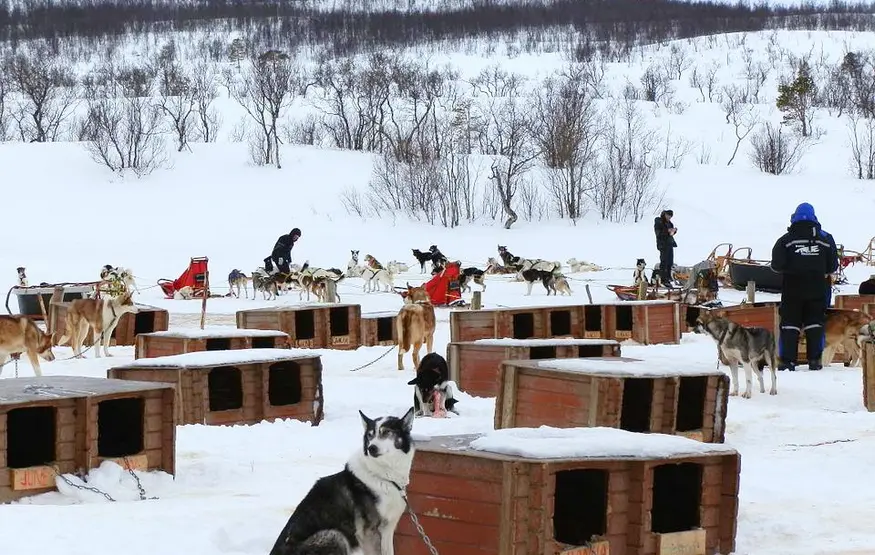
top-left (382, 59), bottom-right (446, 163)
top-left (720, 84), bottom-right (749, 124)
top-left (662, 44), bottom-right (692, 80)
top-left (589, 99), bottom-right (661, 223)
top-left (156, 62), bottom-right (197, 152)
top-left (532, 64), bottom-right (601, 221)
top-left (640, 65), bottom-right (671, 103)
top-left (0, 70), bottom-right (9, 141)
top-left (726, 104), bottom-right (759, 165)
top-left (847, 113), bottom-right (875, 180)
top-left (748, 122), bottom-right (810, 175)
top-left (226, 50), bottom-right (303, 168)
top-left (80, 79), bottom-right (167, 177)
top-left (471, 67), bottom-right (538, 229)
top-left (191, 62), bottom-right (221, 143)
top-left (688, 62), bottom-right (720, 103)
top-left (312, 53), bottom-right (392, 153)
top-left (5, 49), bottom-right (78, 142)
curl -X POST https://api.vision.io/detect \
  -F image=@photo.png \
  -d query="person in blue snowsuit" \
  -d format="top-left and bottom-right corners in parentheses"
top-left (771, 203), bottom-right (838, 371)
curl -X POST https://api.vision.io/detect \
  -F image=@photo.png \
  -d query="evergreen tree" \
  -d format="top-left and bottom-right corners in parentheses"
top-left (776, 60), bottom-right (815, 137)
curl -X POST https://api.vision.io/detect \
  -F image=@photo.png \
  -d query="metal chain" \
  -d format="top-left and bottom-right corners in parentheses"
top-left (52, 466), bottom-right (117, 502)
top-left (48, 457), bottom-right (157, 502)
top-left (403, 496), bottom-right (440, 555)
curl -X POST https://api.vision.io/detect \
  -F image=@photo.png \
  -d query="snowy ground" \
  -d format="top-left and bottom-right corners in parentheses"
top-left (3, 28), bottom-right (875, 555)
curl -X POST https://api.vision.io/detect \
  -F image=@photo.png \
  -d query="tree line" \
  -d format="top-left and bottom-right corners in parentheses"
top-left (2, 0), bottom-right (875, 53)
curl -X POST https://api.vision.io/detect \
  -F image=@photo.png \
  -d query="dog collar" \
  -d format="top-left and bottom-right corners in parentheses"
top-left (389, 480), bottom-right (407, 494)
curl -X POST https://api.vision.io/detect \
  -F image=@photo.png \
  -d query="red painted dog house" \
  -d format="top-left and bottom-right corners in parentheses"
top-left (495, 357), bottom-right (729, 443)
top-left (446, 338), bottom-right (621, 398)
top-left (395, 430), bottom-right (740, 555)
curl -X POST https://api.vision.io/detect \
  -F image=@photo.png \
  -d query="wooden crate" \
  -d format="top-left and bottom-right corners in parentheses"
top-left (0, 376), bottom-right (175, 503)
top-left (394, 430), bottom-right (740, 555)
top-left (680, 303), bottom-right (704, 332)
top-left (605, 301), bottom-right (681, 344)
top-left (495, 358), bottom-right (729, 443)
top-left (135, 326), bottom-right (289, 359)
top-left (50, 302), bottom-right (169, 347)
top-left (236, 304), bottom-right (361, 350)
top-left (834, 294), bottom-right (875, 311)
top-left (361, 311), bottom-right (397, 347)
top-left (863, 341), bottom-right (875, 412)
top-left (449, 304), bottom-right (607, 343)
top-left (108, 349), bottom-right (324, 426)
top-left (447, 338), bottom-right (622, 398)
top-left (712, 301), bottom-right (780, 337)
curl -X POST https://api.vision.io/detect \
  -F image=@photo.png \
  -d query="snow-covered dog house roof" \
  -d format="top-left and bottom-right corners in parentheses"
top-left (135, 325), bottom-right (290, 359)
top-left (494, 357), bottom-right (730, 444)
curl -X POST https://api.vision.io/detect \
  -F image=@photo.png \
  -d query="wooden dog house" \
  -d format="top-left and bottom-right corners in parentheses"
top-left (712, 301), bottom-right (780, 337)
top-left (361, 311), bottom-right (397, 347)
top-left (447, 338), bottom-right (621, 398)
top-left (495, 358), bottom-right (729, 443)
top-left (49, 302), bottom-right (169, 347)
top-left (449, 304), bottom-right (607, 343)
top-left (604, 301), bottom-right (682, 344)
top-left (134, 326), bottom-right (290, 359)
top-left (394, 430), bottom-right (740, 555)
top-left (236, 304), bottom-right (361, 350)
top-left (0, 376), bottom-right (175, 502)
top-left (834, 294), bottom-right (875, 311)
top-left (862, 341), bottom-right (875, 411)
top-left (108, 349), bottom-right (324, 426)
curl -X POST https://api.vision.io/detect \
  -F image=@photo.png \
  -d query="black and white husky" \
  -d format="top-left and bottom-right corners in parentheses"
top-left (269, 407), bottom-right (416, 555)
top-left (407, 352), bottom-right (459, 417)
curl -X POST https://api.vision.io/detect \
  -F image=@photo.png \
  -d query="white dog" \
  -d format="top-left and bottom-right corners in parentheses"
top-left (566, 258), bottom-right (604, 273)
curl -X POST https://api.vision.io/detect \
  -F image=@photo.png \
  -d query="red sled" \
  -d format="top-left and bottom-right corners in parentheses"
top-left (158, 257), bottom-right (209, 299)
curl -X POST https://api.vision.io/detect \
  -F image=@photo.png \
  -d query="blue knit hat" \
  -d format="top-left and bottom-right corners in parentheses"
top-left (790, 203), bottom-right (817, 224)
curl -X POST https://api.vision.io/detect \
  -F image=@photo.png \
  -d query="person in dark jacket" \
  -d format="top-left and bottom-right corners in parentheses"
top-left (653, 209), bottom-right (677, 287)
top-left (264, 228), bottom-right (301, 274)
top-left (771, 203), bottom-right (838, 371)
top-left (860, 275), bottom-right (875, 295)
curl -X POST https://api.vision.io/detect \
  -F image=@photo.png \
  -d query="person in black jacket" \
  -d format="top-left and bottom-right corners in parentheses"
top-left (264, 228), bottom-right (301, 274)
top-left (653, 209), bottom-right (677, 287)
top-left (860, 275), bottom-right (875, 295)
top-left (771, 203), bottom-right (838, 371)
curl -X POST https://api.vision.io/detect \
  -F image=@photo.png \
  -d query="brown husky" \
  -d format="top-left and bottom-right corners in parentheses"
top-left (56, 292), bottom-right (139, 358)
top-left (822, 309), bottom-right (872, 367)
top-left (396, 284), bottom-right (436, 370)
top-left (0, 315), bottom-right (56, 376)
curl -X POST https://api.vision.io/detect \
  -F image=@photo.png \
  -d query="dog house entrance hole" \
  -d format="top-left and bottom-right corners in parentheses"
top-left (329, 307), bottom-right (350, 337)
top-left (554, 469), bottom-right (608, 546)
top-left (550, 310), bottom-right (572, 336)
top-left (621, 378), bottom-right (653, 432)
top-left (529, 346), bottom-right (556, 359)
top-left (615, 305), bottom-right (633, 333)
top-left (512, 313), bottom-right (535, 339)
top-left (584, 306), bottom-right (602, 333)
top-left (206, 337), bottom-right (232, 351)
top-left (268, 362), bottom-right (303, 406)
top-left (676, 376), bottom-right (708, 432)
top-left (134, 311), bottom-right (156, 335)
top-left (294, 310), bottom-right (316, 340)
top-left (97, 397), bottom-right (144, 458)
top-left (651, 463), bottom-right (702, 533)
top-left (376, 317), bottom-right (394, 342)
top-left (251, 337), bottom-right (276, 349)
top-left (578, 345), bottom-right (604, 357)
top-left (208, 366), bottom-right (244, 411)
top-left (685, 306), bottom-right (701, 329)
top-left (6, 406), bottom-right (56, 468)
